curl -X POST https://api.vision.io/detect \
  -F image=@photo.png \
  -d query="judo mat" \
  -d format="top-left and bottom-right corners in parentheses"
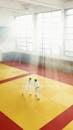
top-left (0, 71), bottom-right (73, 130)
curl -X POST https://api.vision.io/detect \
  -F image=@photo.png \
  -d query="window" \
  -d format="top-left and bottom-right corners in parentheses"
top-left (64, 9), bottom-right (73, 57)
top-left (37, 11), bottom-right (63, 57)
top-left (14, 10), bottom-right (73, 58)
top-left (15, 15), bottom-right (33, 52)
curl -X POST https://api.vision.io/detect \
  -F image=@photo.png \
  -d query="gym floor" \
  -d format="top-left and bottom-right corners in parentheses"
top-left (0, 62), bottom-right (73, 130)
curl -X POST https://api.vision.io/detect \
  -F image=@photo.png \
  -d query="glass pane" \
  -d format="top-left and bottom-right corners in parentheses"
top-left (66, 15), bottom-right (73, 27)
top-left (15, 15), bottom-right (33, 51)
top-left (65, 40), bottom-right (73, 51)
top-left (37, 11), bottom-right (63, 56)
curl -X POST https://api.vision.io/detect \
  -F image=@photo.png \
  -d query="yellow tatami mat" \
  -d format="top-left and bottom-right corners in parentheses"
top-left (0, 74), bottom-right (73, 130)
top-left (63, 121), bottom-right (73, 130)
top-left (0, 63), bottom-right (27, 80)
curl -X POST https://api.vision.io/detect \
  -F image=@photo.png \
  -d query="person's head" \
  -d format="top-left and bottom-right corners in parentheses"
top-left (29, 78), bottom-right (31, 81)
top-left (34, 79), bottom-right (37, 82)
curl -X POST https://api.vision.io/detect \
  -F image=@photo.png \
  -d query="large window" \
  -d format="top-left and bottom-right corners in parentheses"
top-left (64, 9), bottom-right (73, 57)
top-left (14, 9), bottom-right (73, 59)
top-left (37, 11), bottom-right (63, 57)
top-left (15, 15), bottom-right (33, 52)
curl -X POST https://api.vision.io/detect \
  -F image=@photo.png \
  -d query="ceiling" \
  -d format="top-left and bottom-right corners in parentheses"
top-left (0, 0), bottom-right (73, 16)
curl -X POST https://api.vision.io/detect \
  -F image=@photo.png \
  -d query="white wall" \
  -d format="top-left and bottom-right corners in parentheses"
top-left (0, 10), bottom-right (16, 52)
top-left (0, 10), bottom-right (14, 26)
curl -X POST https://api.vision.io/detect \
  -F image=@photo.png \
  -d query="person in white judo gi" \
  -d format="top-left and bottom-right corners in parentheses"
top-left (34, 79), bottom-right (40, 100)
top-left (22, 77), bottom-right (40, 100)
top-left (22, 77), bottom-right (32, 95)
